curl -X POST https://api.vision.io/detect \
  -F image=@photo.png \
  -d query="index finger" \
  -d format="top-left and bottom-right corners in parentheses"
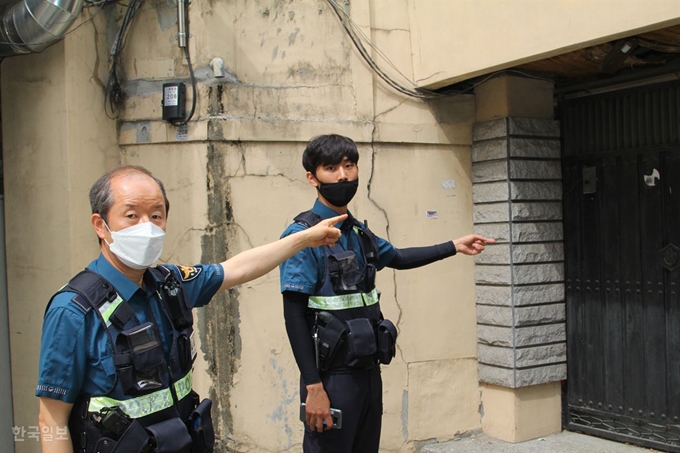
top-left (476, 235), bottom-right (496, 244)
top-left (325, 214), bottom-right (348, 227)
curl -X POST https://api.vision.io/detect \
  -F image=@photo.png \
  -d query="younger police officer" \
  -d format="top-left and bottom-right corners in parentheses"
top-left (279, 134), bottom-right (495, 453)
top-left (37, 165), bottom-right (345, 453)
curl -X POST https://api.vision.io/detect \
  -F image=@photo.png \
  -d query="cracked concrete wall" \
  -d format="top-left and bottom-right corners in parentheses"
top-left (2, 0), bottom-right (479, 452)
top-left (204, 138), bottom-right (480, 452)
top-left (1, 11), bottom-right (119, 453)
top-left (9, 0), bottom-right (679, 450)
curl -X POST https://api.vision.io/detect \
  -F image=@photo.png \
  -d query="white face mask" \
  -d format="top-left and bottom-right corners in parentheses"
top-left (104, 221), bottom-right (166, 270)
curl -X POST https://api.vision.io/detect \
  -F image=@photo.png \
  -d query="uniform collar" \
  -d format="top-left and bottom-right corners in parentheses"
top-left (88, 253), bottom-right (151, 301)
top-left (310, 199), bottom-right (354, 231)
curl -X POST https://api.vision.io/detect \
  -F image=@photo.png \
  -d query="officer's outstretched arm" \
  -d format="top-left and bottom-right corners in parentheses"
top-left (38, 397), bottom-right (73, 453)
top-left (453, 234), bottom-right (495, 255)
top-left (218, 214), bottom-right (347, 291)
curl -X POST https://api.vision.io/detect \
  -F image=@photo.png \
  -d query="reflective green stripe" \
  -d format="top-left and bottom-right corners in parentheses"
top-left (308, 288), bottom-right (379, 310)
top-left (88, 371), bottom-right (193, 418)
top-left (99, 295), bottom-right (124, 327)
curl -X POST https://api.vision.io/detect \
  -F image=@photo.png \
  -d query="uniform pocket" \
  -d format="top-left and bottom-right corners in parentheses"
top-left (146, 417), bottom-right (192, 453)
top-left (377, 319), bottom-right (397, 365)
top-left (345, 318), bottom-right (377, 368)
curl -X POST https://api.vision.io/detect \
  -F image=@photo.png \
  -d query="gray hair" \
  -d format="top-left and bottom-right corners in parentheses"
top-left (89, 165), bottom-right (170, 223)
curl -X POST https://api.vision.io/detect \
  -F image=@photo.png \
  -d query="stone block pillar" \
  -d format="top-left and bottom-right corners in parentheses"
top-left (472, 76), bottom-right (565, 442)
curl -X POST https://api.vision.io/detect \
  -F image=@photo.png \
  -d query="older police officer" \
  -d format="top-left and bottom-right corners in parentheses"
top-left (37, 165), bottom-right (345, 453)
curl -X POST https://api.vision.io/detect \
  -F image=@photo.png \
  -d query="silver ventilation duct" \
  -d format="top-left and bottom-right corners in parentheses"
top-left (0, 0), bottom-right (84, 56)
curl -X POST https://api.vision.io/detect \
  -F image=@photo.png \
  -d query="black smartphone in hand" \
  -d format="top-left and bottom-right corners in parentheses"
top-left (300, 402), bottom-right (343, 429)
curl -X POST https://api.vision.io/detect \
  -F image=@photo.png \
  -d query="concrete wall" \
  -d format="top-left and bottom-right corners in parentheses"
top-left (112, 1), bottom-right (479, 449)
top-left (8, 0), bottom-right (679, 451)
top-left (407, 0), bottom-right (680, 88)
top-left (2, 0), bottom-right (479, 452)
top-left (480, 382), bottom-right (562, 443)
top-left (1, 11), bottom-right (118, 452)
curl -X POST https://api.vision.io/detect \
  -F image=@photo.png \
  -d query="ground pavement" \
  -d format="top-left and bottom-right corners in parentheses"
top-left (419, 430), bottom-right (663, 453)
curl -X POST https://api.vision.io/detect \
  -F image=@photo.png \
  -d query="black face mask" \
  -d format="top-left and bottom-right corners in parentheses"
top-left (317, 178), bottom-right (359, 208)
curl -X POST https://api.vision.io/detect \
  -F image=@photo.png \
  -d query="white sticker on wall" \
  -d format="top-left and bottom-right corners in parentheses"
top-left (426, 210), bottom-right (438, 219)
top-left (442, 179), bottom-right (456, 189)
top-left (176, 124), bottom-right (188, 141)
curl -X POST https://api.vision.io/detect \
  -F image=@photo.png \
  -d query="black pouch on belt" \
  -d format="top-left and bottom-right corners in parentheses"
top-left (115, 322), bottom-right (166, 395)
top-left (146, 417), bottom-right (192, 453)
top-left (345, 318), bottom-right (377, 368)
top-left (316, 311), bottom-right (347, 371)
top-left (105, 419), bottom-right (151, 453)
top-left (177, 327), bottom-right (195, 374)
top-left (377, 319), bottom-right (398, 365)
top-left (187, 398), bottom-right (215, 453)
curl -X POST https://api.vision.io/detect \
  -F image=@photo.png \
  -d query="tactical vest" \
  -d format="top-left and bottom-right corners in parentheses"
top-left (47, 266), bottom-right (214, 453)
top-left (294, 211), bottom-right (397, 370)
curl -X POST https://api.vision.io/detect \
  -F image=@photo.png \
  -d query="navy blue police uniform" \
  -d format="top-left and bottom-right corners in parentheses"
top-left (279, 200), bottom-right (397, 453)
top-left (37, 254), bottom-right (224, 453)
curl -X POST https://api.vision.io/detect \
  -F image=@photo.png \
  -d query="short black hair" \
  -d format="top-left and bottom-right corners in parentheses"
top-left (302, 134), bottom-right (359, 174)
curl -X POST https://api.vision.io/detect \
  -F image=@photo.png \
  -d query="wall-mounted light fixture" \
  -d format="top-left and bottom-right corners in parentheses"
top-left (600, 38), bottom-right (638, 74)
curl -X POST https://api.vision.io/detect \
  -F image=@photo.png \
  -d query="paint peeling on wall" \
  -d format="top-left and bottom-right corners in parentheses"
top-left (266, 356), bottom-right (297, 448)
top-left (201, 143), bottom-right (241, 449)
top-left (154, 0), bottom-right (177, 31)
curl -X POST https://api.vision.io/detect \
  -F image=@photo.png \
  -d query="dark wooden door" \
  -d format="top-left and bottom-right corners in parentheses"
top-left (562, 81), bottom-right (680, 451)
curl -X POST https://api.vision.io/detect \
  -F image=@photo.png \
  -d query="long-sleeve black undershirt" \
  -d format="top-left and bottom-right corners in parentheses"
top-left (283, 241), bottom-right (457, 386)
top-left (283, 291), bottom-right (320, 385)
top-left (386, 241), bottom-right (456, 269)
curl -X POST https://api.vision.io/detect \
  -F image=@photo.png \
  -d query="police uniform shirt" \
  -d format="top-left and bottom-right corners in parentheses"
top-left (279, 200), bottom-right (397, 295)
top-left (36, 254), bottom-right (224, 403)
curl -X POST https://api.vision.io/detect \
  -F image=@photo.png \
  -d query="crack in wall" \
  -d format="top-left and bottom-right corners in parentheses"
top-left (252, 93), bottom-right (260, 120)
top-left (374, 27), bottom-right (410, 33)
top-left (89, 17), bottom-right (106, 92)
top-left (365, 121), bottom-right (405, 362)
top-left (349, 74), bottom-right (359, 118)
top-left (374, 98), bottom-right (408, 121)
top-left (162, 227), bottom-right (209, 263)
top-left (236, 142), bottom-right (247, 176)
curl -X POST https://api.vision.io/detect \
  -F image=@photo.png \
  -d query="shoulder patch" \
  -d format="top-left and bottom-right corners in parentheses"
top-left (175, 265), bottom-right (202, 282)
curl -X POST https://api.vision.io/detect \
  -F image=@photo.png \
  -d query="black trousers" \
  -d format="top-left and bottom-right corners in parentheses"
top-left (301, 367), bottom-right (382, 453)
